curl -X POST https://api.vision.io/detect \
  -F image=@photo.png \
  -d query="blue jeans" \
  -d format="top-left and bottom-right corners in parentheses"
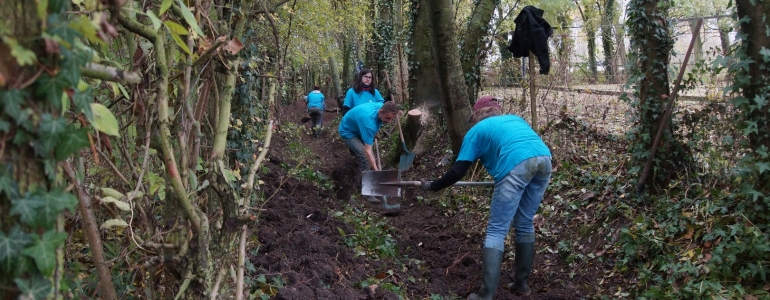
top-left (484, 156), bottom-right (552, 251)
top-left (342, 137), bottom-right (371, 172)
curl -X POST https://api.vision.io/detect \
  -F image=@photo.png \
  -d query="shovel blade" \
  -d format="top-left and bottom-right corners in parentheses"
top-left (362, 170), bottom-right (401, 197)
top-left (398, 152), bottom-right (416, 172)
top-left (397, 142), bottom-right (415, 171)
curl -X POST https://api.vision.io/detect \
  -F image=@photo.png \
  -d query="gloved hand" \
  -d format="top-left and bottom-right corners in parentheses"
top-left (420, 180), bottom-right (433, 191)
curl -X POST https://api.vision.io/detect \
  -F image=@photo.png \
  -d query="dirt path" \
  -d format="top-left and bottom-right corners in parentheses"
top-left (248, 99), bottom-right (594, 299)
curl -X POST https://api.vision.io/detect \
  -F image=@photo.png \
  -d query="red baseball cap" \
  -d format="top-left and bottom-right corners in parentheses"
top-left (469, 95), bottom-right (500, 123)
top-left (473, 95), bottom-right (500, 111)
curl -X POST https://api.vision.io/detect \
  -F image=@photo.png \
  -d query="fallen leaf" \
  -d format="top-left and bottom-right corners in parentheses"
top-left (0, 71), bottom-right (6, 87)
top-left (227, 38), bottom-right (244, 55)
top-left (684, 228), bottom-right (694, 240)
top-left (581, 191), bottom-right (595, 201)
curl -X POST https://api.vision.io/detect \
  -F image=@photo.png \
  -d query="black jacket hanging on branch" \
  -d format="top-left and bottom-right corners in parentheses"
top-left (507, 6), bottom-right (553, 75)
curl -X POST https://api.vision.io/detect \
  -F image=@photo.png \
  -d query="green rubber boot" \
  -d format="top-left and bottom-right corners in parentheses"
top-left (508, 242), bottom-right (535, 296)
top-left (467, 248), bottom-right (504, 300)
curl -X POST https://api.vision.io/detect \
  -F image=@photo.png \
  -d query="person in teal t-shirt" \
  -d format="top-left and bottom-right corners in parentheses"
top-left (341, 68), bottom-right (385, 115)
top-left (338, 101), bottom-right (399, 203)
top-left (421, 95), bottom-right (552, 299)
top-left (306, 85), bottom-right (325, 137)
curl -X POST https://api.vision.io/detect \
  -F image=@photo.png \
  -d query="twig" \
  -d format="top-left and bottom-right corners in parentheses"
top-left (125, 111), bottom-right (155, 253)
top-left (96, 148), bottom-right (130, 185)
top-left (446, 250), bottom-right (471, 276)
top-left (210, 266), bottom-right (227, 300)
top-left (235, 224), bottom-right (249, 300)
top-left (81, 63), bottom-right (141, 84)
top-left (64, 160), bottom-right (119, 300)
top-left (246, 120), bottom-right (275, 193)
top-left (174, 265), bottom-right (194, 300)
top-left (192, 39), bottom-right (224, 66)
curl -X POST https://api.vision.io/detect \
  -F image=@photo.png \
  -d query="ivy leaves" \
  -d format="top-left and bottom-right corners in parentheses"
top-left (3, 189), bottom-right (75, 278)
top-left (0, 226), bottom-right (30, 263)
top-left (10, 189), bottom-right (77, 229)
top-left (20, 231), bottom-right (68, 276)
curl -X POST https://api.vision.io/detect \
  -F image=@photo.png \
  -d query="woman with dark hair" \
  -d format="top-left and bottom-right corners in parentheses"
top-left (341, 68), bottom-right (385, 115)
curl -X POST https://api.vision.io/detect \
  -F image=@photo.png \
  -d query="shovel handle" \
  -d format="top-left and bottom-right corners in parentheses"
top-left (384, 71), bottom-right (409, 147)
top-left (380, 181), bottom-right (494, 187)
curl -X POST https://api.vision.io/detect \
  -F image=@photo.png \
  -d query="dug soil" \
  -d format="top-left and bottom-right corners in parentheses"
top-left (249, 99), bottom-right (614, 299)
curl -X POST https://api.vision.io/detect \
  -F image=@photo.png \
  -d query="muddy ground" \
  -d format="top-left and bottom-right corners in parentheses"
top-left (247, 97), bottom-right (621, 300)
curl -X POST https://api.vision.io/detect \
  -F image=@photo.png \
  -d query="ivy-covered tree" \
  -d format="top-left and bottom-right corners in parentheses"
top-left (732, 0), bottom-right (770, 206)
top-left (1, 0), bottom-right (117, 298)
top-left (625, 0), bottom-right (693, 194)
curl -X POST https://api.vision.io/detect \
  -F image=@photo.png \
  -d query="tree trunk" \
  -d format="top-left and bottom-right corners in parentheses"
top-left (735, 0), bottom-right (770, 153)
top-left (627, 0), bottom-right (691, 193)
top-left (689, 19), bottom-right (703, 63)
top-left (601, 0), bottom-right (617, 83)
top-left (460, 0), bottom-right (497, 104)
top-left (554, 14), bottom-right (572, 84)
top-left (587, 30), bottom-right (598, 82)
top-left (375, 0), bottom-right (395, 85)
top-left (718, 26), bottom-right (730, 56)
top-left (425, 0), bottom-right (472, 153)
top-left (409, 0), bottom-right (442, 111)
top-left (614, 17), bottom-right (627, 80)
top-left (342, 32), bottom-right (352, 86)
top-left (330, 56), bottom-right (342, 100)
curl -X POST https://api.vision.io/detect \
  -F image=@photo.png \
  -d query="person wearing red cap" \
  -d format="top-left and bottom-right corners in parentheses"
top-left (421, 95), bottom-right (552, 299)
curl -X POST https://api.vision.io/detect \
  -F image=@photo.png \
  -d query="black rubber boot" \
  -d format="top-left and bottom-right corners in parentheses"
top-left (468, 248), bottom-right (504, 300)
top-left (508, 242), bottom-right (535, 296)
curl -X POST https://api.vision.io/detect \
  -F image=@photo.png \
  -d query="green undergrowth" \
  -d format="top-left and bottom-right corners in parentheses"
top-left (332, 205), bottom-right (419, 297)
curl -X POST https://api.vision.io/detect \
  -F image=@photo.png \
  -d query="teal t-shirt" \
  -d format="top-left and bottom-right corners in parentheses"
top-left (307, 90), bottom-right (325, 109)
top-left (457, 115), bottom-right (551, 182)
top-left (338, 102), bottom-right (384, 145)
top-left (342, 88), bottom-right (384, 108)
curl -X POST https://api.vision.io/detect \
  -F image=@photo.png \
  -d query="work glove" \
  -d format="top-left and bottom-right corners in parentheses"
top-left (420, 180), bottom-right (433, 192)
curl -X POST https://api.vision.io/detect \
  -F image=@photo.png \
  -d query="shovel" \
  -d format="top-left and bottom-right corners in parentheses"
top-left (301, 116), bottom-right (311, 123)
top-left (373, 141), bottom-right (401, 210)
top-left (362, 170), bottom-right (494, 197)
top-left (394, 114), bottom-right (415, 171)
top-left (384, 71), bottom-right (415, 172)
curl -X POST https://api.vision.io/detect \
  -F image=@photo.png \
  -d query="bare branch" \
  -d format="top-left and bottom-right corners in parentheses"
top-left (81, 63), bottom-right (142, 84)
top-left (64, 160), bottom-right (118, 300)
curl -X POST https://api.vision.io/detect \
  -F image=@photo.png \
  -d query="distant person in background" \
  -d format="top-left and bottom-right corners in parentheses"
top-left (341, 68), bottom-right (384, 115)
top-left (306, 85), bottom-right (325, 137)
top-left (420, 96), bottom-right (552, 299)
top-left (338, 101), bottom-right (399, 203)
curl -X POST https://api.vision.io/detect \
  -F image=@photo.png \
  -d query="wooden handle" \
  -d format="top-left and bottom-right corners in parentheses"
top-left (380, 181), bottom-right (494, 187)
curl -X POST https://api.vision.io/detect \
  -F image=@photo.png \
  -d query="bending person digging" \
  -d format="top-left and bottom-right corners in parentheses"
top-left (338, 101), bottom-right (399, 204)
top-left (420, 96), bottom-right (552, 299)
